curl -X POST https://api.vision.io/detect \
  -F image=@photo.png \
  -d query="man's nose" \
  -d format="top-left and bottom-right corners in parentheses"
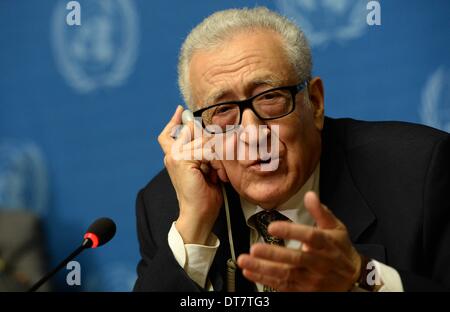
top-left (241, 108), bottom-right (263, 128)
top-left (239, 108), bottom-right (270, 146)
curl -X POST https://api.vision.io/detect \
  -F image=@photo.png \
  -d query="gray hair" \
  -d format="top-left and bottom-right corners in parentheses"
top-left (177, 7), bottom-right (313, 109)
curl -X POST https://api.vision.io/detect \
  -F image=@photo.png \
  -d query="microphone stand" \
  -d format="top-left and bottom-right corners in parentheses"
top-left (27, 238), bottom-right (92, 292)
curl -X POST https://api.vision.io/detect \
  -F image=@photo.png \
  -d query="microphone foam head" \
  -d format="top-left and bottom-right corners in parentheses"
top-left (84, 217), bottom-right (116, 248)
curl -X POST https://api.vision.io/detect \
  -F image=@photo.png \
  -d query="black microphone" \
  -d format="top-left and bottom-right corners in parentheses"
top-left (27, 217), bottom-right (116, 292)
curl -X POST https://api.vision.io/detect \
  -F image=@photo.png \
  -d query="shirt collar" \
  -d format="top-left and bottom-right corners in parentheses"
top-left (240, 163), bottom-right (320, 226)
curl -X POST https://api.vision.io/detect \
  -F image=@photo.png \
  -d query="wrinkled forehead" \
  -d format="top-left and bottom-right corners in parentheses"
top-left (188, 31), bottom-right (297, 109)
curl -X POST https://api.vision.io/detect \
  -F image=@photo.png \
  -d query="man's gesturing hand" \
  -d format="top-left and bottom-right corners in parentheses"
top-left (158, 106), bottom-right (227, 245)
top-left (237, 191), bottom-right (362, 291)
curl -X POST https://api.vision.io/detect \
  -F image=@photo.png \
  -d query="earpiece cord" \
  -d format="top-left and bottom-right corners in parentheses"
top-left (221, 182), bottom-right (238, 292)
top-left (221, 183), bottom-right (236, 261)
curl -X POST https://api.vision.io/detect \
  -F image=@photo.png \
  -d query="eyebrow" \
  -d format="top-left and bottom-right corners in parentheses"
top-left (204, 76), bottom-right (284, 105)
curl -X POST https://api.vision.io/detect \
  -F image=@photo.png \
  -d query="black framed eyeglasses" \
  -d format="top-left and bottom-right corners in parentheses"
top-left (193, 80), bottom-right (308, 133)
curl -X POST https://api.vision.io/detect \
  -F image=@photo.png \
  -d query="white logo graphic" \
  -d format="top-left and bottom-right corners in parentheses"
top-left (420, 66), bottom-right (450, 133)
top-left (66, 1), bottom-right (81, 26)
top-left (366, 260), bottom-right (381, 286)
top-left (52, 0), bottom-right (139, 93)
top-left (366, 1), bottom-right (381, 26)
top-left (66, 260), bottom-right (81, 286)
top-left (275, 0), bottom-right (368, 47)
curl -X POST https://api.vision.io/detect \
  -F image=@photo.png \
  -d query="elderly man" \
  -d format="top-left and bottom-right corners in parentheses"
top-left (134, 7), bottom-right (450, 292)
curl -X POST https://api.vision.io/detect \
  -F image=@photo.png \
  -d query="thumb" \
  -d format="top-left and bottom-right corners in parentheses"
top-left (304, 191), bottom-right (338, 229)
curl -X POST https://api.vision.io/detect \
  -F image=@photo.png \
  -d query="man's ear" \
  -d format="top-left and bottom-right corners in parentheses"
top-left (308, 77), bottom-right (325, 131)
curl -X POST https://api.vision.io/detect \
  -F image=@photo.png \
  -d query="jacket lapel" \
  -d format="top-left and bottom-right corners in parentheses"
top-left (320, 118), bottom-right (376, 242)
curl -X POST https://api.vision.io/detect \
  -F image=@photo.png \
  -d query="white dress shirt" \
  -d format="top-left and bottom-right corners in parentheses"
top-left (168, 164), bottom-right (403, 291)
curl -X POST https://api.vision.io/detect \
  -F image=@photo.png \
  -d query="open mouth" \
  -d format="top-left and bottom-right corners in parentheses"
top-left (247, 158), bottom-right (270, 167)
top-left (259, 158), bottom-right (272, 164)
top-left (246, 157), bottom-right (280, 172)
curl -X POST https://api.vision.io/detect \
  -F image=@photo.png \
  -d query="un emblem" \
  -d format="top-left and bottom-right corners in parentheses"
top-left (0, 141), bottom-right (49, 216)
top-left (276, 0), bottom-right (367, 47)
top-left (51, 0), bottom-right (139, 93)
top-left (420, 67), bottom-right (450, 133)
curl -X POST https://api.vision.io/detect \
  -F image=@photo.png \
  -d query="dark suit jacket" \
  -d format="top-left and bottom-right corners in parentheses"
top-left (133, 117), bottom-right (450, 292)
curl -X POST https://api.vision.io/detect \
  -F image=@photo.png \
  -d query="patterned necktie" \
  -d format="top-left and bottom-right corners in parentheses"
top-left (253, 210), bottom-right (290, 292)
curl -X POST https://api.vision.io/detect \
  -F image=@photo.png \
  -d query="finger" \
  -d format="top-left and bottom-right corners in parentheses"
top-left (268, 221), bottom-right (329, 250)
top-left (304, 191), bottom-right (338, 229)
top-left (241, 269), bottom-right (283, 290)
top-left (175, 146), bottom-right (212, 164)
top-left (181, 134), bottom-right (215, 153)
top-left (162, 105), bottom-right (183, 137)
top-left (250, 243), bottom-right (338, 275)
top-left (240, 261), bottom-right (311, 292)
top-left (176, 120), bottom-right (196, 145)
top-left (158, 105), bottom-right (184, 154)
top-left (210, 160), bottom-right (229, 182)
top-left (250, 243), bottom-right (303, 266)
top-left (171, 121), bottom-right (205, 160)
top-left (237, 254), bottom-right (290, 281)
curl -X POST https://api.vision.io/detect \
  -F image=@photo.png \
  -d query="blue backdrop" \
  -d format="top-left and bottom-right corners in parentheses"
top-left (0, 0), bottom-right (449, 291)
